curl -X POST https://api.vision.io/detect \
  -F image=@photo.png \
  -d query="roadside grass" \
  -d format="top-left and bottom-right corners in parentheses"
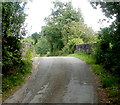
top-left (67, 52), bottom-right (120, 104)
top-left (2, 46), bottom-right (34, 101)
top-left (2, 59), bottom-right (32, 100)
top-left (0, 90), bottom-right (2, 104)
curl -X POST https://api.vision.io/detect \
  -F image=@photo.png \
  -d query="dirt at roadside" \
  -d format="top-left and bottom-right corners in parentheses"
top-left (92, 71), bottom-right (111, 103)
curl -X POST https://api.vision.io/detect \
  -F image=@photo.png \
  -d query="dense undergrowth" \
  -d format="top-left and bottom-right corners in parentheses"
top-left (2, 46), bottom-right (35, 100)
top-left (67, 52), bottom-right (120, 104)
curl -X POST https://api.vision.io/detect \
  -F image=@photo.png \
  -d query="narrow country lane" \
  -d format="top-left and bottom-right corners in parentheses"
top-left (4, 57), bottom-right (98, 103)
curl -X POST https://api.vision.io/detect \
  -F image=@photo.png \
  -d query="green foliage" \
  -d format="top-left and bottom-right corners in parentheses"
top-left (2, 2), bottom-right (27, 74)
top-left (24, 46), bottom-right (34, 60)
top-left (35, 36), bottom-right (50, 55)
top-left (91, 64), bottom-right (104, 75)
top-left (31, 32), bottom-right (40, 44)
top-left (2, 59), bottom-right (32, 98)
top-left (1, 2), bottom-right (35, 99)
top-left (2, 2), bottom-right (27, 37)
top-left (20, 59), bottom-right (32, 76)
top-left (109, 87), bottom-right (119, 97)
top-left (2, 42), bottom-right (34, 99)
top-left (42, 21), bottom-right (64, 54)
top-left (39, 1), bottom-right (94, 55)
top-left (91, 2), bottom-right (120, 75)
top-left (62, 38), bottom-right (83, 54)
top-left (108, 87), bottom-right (120, 104)
top-left (101, 75), bottom-right (119, 88)
top-left (95, 31), bottom-right (120, 75)
top-left (21, 37), bottom-right (34, 44)
top-left (2, 36), bottom-right (22, 73)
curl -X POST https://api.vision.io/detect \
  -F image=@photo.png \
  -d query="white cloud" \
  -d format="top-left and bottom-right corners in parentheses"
top-left (25, 0), bottom-right (53, 36)
top-left (72, 0), bottom-right (113, 32)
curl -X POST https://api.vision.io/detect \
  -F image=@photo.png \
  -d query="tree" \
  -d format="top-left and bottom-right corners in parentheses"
top-left (91, 2), bottom-right (120, 75)
top-left (2, 2), bottom-right (27, 74)
top-left (35, 36), bottom-right (50, 55)
top-left (31, 32), bottom-right (40, 45)
top-left (61, 21), bottom-right (94, 44)
top-left (42, 22), bottom-right (63, 54)
top-left (41, 1), bottom-right (94, 55)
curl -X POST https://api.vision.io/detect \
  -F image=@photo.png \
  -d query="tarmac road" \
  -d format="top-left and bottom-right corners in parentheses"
top-left (4, 57), bottom-right (98, 103)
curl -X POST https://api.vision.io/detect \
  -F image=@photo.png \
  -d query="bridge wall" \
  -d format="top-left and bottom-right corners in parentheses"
top-left (21, 42), bottom-right (32, 57)
top-left (75, 43), bottom-right (96, 54)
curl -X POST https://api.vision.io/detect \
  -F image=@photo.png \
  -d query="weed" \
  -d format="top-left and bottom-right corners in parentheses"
top-left (101, 75), bottom-right (119, 88)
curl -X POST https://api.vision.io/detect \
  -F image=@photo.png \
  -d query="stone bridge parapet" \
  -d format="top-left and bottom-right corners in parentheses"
top-left (75, 43), bottom-right (96, 54)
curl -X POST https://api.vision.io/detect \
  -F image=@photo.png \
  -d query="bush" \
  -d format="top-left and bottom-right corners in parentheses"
top-left (94, 27), bottom-right (120, 76)
top-left (62, 38), bottom-right (83, 54)
top-left (2, 44), bottom-right (34, 99)
top-left (101, 75), bottom-right (119, 88)
top-left (24, 46), bottom-right (33, 60)
top-left (2, 36), bottom-right (22, 74)
top-left (20, 59), bottom-right (32, 75)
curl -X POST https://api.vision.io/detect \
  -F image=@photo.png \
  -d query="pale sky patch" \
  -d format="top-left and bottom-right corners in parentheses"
top-left (25, 0), bottom-right (114, 36)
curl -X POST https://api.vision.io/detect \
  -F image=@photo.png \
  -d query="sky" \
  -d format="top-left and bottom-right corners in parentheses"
top-left (25, 0), bottom-right (113, 36)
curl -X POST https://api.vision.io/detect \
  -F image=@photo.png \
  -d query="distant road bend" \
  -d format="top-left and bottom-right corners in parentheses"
top-left (4, 57), bottom-right (98, 103)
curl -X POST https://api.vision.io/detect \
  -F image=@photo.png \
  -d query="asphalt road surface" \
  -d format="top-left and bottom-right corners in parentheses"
top-left (4, 57), bottom-right (98, 103)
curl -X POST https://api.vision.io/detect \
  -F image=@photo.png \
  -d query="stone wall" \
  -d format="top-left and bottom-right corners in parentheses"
top-left (21, 42), bottom-right (32, 57)
top-left (75, 43), bottom-right (96, 54)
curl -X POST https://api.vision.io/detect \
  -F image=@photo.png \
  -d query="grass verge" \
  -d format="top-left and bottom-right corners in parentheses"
top-left (67, 52), bottom-right (120, 104)
top-left (2, 46), bottom-right (35, 101)
top-left (2, 59), bottom-right (32, 100)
